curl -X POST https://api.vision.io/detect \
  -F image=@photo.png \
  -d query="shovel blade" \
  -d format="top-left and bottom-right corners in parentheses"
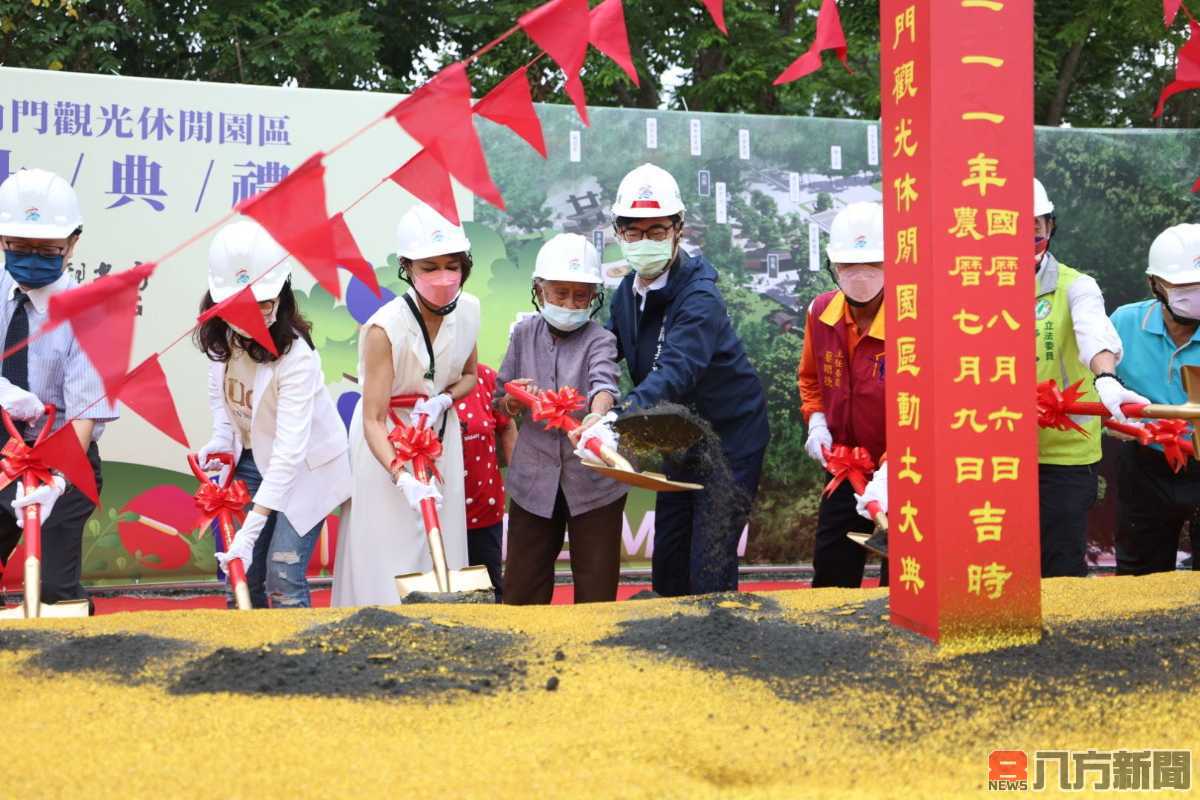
top-left (847, 526), bottom-right (889, 559)
top-left (0, 599), bottom-right (89, 621)
top-left (394, 565), bottom-right (493, 599)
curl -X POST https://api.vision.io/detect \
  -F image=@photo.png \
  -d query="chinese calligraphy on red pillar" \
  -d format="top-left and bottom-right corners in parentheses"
top-left (881, 0), bottom-right (1041, 645)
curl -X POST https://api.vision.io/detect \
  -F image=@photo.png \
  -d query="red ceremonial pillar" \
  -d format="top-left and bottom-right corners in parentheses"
top-left (881, 0), bottom-right (1041, 645)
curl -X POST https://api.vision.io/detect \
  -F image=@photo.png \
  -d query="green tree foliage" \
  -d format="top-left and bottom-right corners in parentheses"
top-left (3, 1), bottom-right (1194, 128)
top-left (0, 0), bottom-right (385, 89)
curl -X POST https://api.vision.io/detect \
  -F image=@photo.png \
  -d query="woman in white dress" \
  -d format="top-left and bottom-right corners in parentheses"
top-left (332, 204), bottom-right (480, 606)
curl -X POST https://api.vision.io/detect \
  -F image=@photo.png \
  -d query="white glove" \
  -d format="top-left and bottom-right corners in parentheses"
top-left (854, 461), bottom-right (888, 520)
top-left (0, 382), bottom-right (44, 422)
top-left (197, 437), bottom-right (235, 475)
top-left (396, 470), bottom-right (444, 512)
top-left (1094, 375), bottom-right (1149, 424)
top-left (411, 393), bottom-right (453, 429)
top-left (216, 509), bottom-right (269, 573)
top-left (805, 412), bottom-right (833, 468)
top-left (12, 477), bottom-right (67, 528)
top-left (575, 411), bottom-right (619, 465)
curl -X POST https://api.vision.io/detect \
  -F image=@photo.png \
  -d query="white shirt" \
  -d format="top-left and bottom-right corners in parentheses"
top-left (1038, 254), bottom-right (1123, 367)
top-left (634, 268), bottom-right (671, 312)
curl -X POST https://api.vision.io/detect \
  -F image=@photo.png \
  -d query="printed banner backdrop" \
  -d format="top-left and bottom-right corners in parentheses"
top-left (1, 66), bottom-right (1198, 584)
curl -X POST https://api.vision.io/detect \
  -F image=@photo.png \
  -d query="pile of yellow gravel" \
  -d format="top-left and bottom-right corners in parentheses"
top-left (2, 573), bottom-right (1197, 798)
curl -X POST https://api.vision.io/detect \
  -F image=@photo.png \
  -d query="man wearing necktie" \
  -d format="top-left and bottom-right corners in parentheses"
top-left (0, 169), bottom-right (118, 611)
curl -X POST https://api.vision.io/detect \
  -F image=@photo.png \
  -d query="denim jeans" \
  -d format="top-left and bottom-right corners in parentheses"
top-left (221, 450), bottom-right (323, 608)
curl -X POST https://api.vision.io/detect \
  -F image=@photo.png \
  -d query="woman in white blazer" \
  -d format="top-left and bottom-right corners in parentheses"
top-left (193, 220), bottom-right (353, 608)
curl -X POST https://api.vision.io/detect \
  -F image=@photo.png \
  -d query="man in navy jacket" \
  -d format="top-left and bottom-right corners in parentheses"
top-left (604, 163), bottom-right (769, 596)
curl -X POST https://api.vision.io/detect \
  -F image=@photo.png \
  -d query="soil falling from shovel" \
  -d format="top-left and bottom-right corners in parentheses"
top-left (618, 403), bottom-right (750, 585)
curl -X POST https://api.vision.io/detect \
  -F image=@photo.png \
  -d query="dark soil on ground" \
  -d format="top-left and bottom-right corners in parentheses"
top-left (170, 607), bottom-right (528, 700)
top-left (29, 633), bottom-right (192, 681)
top-left (599, 598), bottom-right (1200, 741)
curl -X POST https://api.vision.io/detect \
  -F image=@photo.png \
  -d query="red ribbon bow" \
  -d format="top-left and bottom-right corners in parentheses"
top-left (823, 444), bottom-right (876, 497)
top-left (1036, 378), bottom-right (1090, 436)
top-left (192, 479), bottom-right (251, 529)
top-left (389, 423), bottom-right (444, 481)
top-left (0, 439), bottom-right (54, 492)
top-left (532, 387), bottom-right (586, 432)
top-left (1145, 419), bottom-right (1192, 474)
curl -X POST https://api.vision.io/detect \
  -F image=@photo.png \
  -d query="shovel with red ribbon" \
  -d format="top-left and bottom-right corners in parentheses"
top-left (188, 451), bottom-right (252, 610)
top-left (1037, 375), bottom-right (1200, 474)
top-left (503, 381), bottom-right (702, 493)
top-left (823, 444), bottom-right (890, 558)
top-left (388, 395), bottom-right (492, 597)
top-left (0, 405), bottom-right (90, 619)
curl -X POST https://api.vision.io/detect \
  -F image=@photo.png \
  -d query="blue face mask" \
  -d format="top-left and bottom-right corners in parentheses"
top-left (540, 301), bottom-right (591, 333)
top-left (5, 250), bottom-right (65, 289)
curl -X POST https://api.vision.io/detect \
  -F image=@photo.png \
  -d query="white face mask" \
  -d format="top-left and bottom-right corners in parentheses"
top-left (836, 264), bottom-right (884, 304)
top-left (540, 301), bottom-right (590, 332)
top-left (620, 238), bottom-right (674, 279)
top-left (1165, 285), bottom-right (1200, 319)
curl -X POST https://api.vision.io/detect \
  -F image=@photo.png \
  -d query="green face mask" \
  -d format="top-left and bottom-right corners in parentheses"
top-left (620, 238), bottom-right (673, 279)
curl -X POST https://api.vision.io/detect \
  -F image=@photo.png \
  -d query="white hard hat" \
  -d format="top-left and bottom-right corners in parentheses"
top-left (396, 203), bottom-right (471, 261)
top-left (533, 233), bottom-right (602, 284)
top-left (1147, 223), bottom-right (1200, 284)
top-left (611, 163), bottom-right (685, 218)
top-left (208, 219), bottom-right (293, 302)
top-left (0, 168), bottom-right (83, 239)
top-left (1034, 178), bottom-right (1054, 217)
top-left (826, 201), bottom-right (885, 264)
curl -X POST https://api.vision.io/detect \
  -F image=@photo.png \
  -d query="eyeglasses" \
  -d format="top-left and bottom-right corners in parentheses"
top-left (2, 239), bottom-right (68, 257)
top-left (615, 223), bottom-right (677, 243)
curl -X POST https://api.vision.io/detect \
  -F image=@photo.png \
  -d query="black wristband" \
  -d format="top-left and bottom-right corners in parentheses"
top-left (1093, 372), bottom-right (1123, 386)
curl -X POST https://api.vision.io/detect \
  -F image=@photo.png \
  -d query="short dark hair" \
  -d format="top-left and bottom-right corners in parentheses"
top-left (193, 279), bottom-right (314, 364)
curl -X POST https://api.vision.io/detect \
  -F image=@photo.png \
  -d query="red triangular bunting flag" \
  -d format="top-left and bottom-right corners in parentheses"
top-left (519, 0), bottom-right (591, 124)
top-left (1156, 79), bottom-right (1200, 117)
top-left (329, 214), bottom-right (380, 299)
top-left (387, 63), bottom-right (504, 210)
top-left (198, 286), bottom-right (278, 356)
top-left (30, 424), bottom-right (98, 503)
top-left (773, 0), bottom-right (851, 85)
top-left (1166, 0), bottom-right (1183, 27)
top-left (702, 0), bottom-right (727, 35)
top-left (46, 260), bottom-right (157, 401)
top-left (589, 0), bottom-right (639, 86)
top-left (1155, 22), bottom-right (1200, 117)
top-left (387, 149), bottom-right (462, 226)
top-left (237, 153), bottom-right (342, 299)
top-left (116, 354), bottom-right (189, 448)
top-left (564, 74), bottom-right (590, 126)
top-left (474, 67), bottom-right (548, 158)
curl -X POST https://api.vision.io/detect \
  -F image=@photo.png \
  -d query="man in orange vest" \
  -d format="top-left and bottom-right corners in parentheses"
top-left (797, 202), bottom-right (888, 588)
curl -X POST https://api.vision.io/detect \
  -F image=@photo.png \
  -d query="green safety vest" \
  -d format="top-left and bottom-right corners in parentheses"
top-left (1035, 258), bottom-right (1102, 465)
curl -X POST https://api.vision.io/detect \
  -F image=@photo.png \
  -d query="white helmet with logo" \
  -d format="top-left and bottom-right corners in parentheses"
top-left (1147, 223), bottom-right (1200, 284)
top-left (208, 219), bottom-right (293, 302)
top-left (826, 201), bottom-right (885, 264)
top-left (396, 203), bottom-right (471, 260)
top-left (533, 233), bottom-right (602, 284)
top-left (1034, 178), bottom-right (1055, 217)
top-left (611, 163), bottom-right (685, 218)
top-left (0, 168), bottom-right (83, 239)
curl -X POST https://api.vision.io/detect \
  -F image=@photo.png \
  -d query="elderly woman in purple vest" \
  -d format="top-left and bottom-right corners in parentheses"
top-left (495, 233), bottom-right (627, 605)
top-left (797, 202), bottom-right (890, 589)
